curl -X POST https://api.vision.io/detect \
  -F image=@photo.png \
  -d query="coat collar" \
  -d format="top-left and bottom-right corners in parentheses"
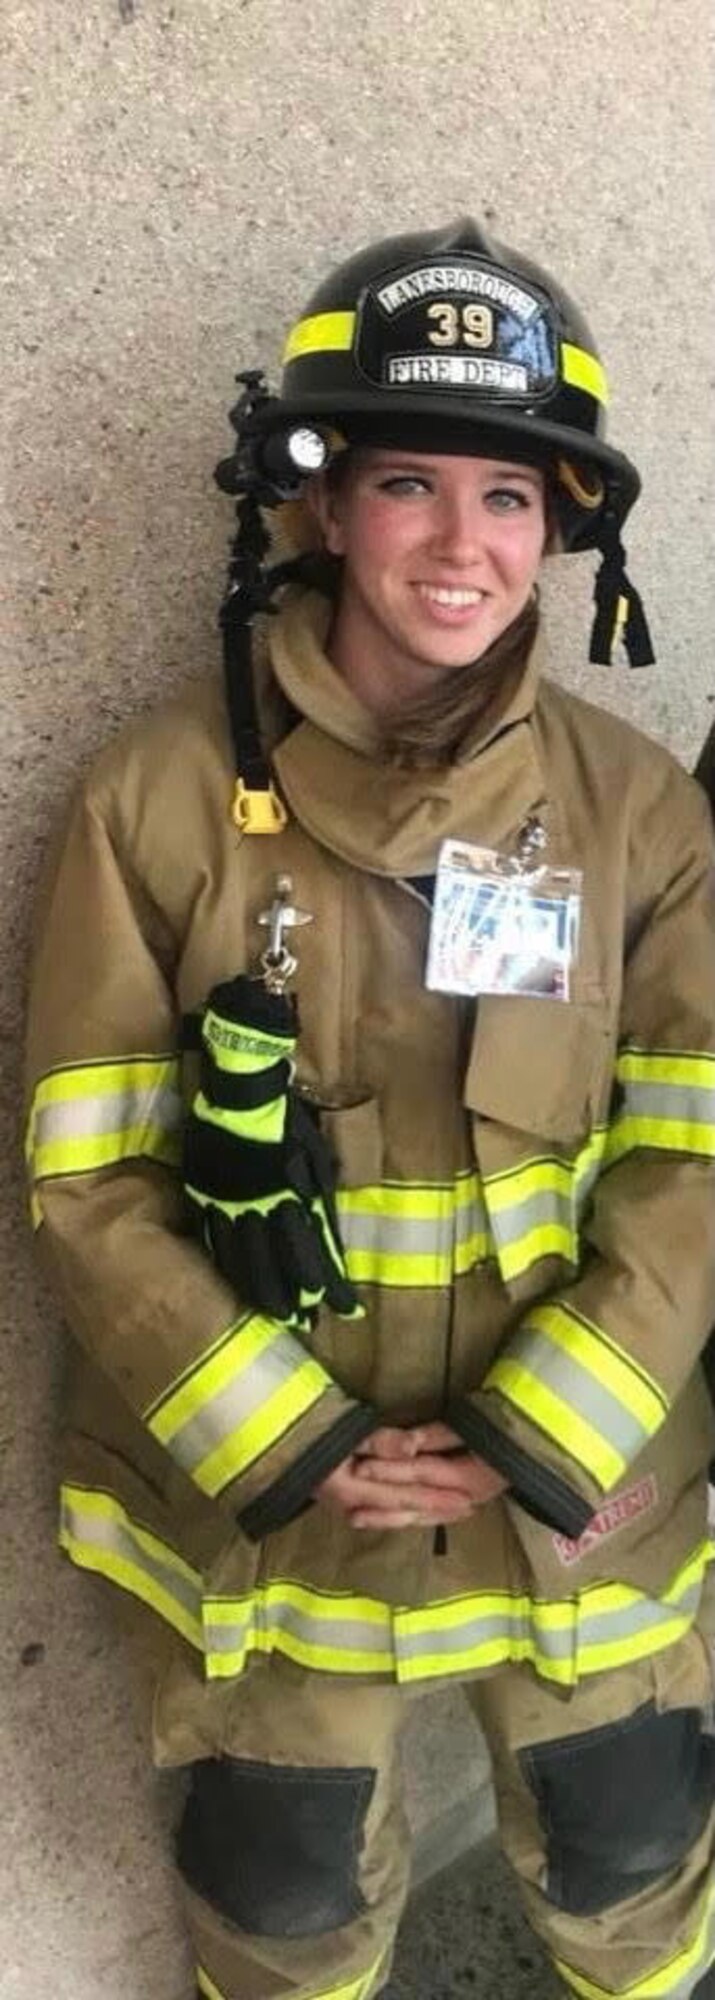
top-left (268, 590), bottom-right (549, 878)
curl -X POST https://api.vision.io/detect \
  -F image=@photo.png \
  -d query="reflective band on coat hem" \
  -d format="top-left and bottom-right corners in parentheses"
top-left (59, 1484), bottom-right (203, 1649)
top-left (555, 1859), bottom-right (715, 1999)
top-left (485, 1300), bottom-right (667, 1492)
top-left (197, 1969), bottom-right (226, 2000)
top-left (144, 1313), bottom-right (333, 1498)
top-left (58, 1485), bottom-right (710, 1690)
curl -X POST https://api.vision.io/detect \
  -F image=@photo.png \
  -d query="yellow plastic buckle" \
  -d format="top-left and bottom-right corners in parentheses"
top-left (231, 779), bottom-right (288, 835)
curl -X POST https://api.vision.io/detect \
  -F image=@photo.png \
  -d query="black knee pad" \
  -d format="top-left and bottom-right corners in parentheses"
top-left (521, 1701), bottom-right (715, 1916)
top-left (177, 1755), bottom-right (376, 1937)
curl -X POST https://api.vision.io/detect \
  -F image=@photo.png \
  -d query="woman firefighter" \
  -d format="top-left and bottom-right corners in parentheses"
top-left (26, 218), bottom-right (715, 2000)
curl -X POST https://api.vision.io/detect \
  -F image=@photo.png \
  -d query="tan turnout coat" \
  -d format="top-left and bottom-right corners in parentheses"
top-left (26, 591), bottom-right (715, 1692)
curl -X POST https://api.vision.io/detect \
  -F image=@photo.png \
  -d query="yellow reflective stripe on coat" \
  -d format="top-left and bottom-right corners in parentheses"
top-left (197, 1969), bottom-right (226, 2000)
top-left (59, 1484), bottom-right (204, 1648)
top-left (480, 1128), bottom-right (606, 1282)
top-left (144, 1313), bottom-right (333, 1497)
top-left (59, 1484), bottom-right (710, 1691)
top-left (485, 1299), bottom-right (667, 1492)
top-left (337, 1172), bottom-right (495, 1286)
top-left (204, 1546), bottom-right (707, 1687)
top-left (26, 1056), bottom-right (182, 1196)
top-left (555, 1858), bottom-right (715, 1997)
top-left (607, 1046), bottom-right (715, 1162)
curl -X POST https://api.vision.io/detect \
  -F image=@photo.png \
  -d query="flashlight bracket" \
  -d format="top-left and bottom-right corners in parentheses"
top-left (215, 368), bottom-right (330, 506)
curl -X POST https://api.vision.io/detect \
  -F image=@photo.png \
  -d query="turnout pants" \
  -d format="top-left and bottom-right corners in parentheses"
top-left (147, 1619), bottom-right (715, 2000)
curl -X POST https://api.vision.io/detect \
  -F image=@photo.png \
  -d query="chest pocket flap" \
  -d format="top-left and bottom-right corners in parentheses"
top-left (465, 994), bottom-right (614, 1152)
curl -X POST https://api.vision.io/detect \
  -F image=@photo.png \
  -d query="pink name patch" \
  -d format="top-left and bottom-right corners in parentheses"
top-left (552, 1474), bottom-right (659, 1568)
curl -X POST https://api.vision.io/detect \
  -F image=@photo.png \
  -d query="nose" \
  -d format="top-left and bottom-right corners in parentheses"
top-left (430, 490), bottom-right (487, 567)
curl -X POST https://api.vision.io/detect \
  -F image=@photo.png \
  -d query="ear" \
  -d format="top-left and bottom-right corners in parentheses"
top-left (305, 471), bottom-right (348, 557)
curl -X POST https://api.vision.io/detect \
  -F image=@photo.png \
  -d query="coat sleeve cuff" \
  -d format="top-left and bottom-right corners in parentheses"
top-left (237, 1402), bottom-right (379, 1540)
top-left (447, 1397), bottom-right (595, 1538)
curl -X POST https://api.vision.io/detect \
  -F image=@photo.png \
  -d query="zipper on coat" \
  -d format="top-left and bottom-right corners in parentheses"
top-left (395, 877), bottom-right (461, 1560)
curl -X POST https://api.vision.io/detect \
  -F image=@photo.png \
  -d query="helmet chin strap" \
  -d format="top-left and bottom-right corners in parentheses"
top-left (219, 477), bottom-right (339, 833)
top-left (590, 511), bottom-right (655, 668)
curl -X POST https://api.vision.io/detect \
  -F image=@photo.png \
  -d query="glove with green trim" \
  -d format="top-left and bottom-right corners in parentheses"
top-left (182, 973), bottom-right (364, 1328)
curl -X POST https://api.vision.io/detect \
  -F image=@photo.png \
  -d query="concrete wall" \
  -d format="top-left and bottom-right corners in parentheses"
top-left (2, 3), bottom-right (713, 1994)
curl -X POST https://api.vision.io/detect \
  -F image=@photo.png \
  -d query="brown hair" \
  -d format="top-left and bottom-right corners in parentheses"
top-left (380, 592), bottom-right (539, 768)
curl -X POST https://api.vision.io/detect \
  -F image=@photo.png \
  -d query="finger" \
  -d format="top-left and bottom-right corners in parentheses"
top-left (355, 1454), bottom-right (472, 1491)
top-left (351, 1494), bottom-right (473, 1529)
top-left (351, 1508), bottom-right (421, 1529)
top-left (412, 1421), bottom-right (463, 1452)
top-left (344, 1470), bottom-right (434, 1511)
top-left (350, 1480), bottom-right (474, 1519)
top-left (354, 1427), bottom-right (425, 1460)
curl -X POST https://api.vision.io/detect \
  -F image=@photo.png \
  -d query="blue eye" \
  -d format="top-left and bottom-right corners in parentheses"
top-left (486, 488), bottom-right (531, 512)
top-left (377, 475), bottom-right (431, 496)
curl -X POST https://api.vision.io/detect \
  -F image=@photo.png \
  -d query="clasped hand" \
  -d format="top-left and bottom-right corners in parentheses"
top-left (314, 1423), bottom-right (508, 1530)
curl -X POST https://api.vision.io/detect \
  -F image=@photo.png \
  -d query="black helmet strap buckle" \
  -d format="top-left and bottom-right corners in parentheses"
top-left (589, 510), bottom-right (655, 669)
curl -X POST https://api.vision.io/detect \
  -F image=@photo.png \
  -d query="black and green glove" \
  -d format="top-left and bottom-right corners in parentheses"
top-left (183, 973), bottom-right (363, 1327)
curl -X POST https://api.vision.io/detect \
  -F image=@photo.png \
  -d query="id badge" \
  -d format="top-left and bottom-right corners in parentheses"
top-left (426, 839), bottom-right (582, 1001)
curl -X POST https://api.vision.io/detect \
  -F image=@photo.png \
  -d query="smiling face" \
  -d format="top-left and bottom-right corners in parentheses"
top-left (308, 447), bottom-right (547, 715)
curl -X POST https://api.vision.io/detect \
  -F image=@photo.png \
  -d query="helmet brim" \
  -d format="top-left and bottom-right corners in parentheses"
top-left (262, 391), bottom-right (641, 550)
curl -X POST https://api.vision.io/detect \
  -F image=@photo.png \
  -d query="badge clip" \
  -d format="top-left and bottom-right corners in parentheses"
top-left (256, 875), bottom-right (313, 993)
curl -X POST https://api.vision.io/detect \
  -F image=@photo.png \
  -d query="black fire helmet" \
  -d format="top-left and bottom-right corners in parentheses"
top-left (216, 220), bottom-right (654, 832)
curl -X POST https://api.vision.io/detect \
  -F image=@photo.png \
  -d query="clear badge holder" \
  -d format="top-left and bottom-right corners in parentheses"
top-left (426, 828), bottom-right (582, 1002)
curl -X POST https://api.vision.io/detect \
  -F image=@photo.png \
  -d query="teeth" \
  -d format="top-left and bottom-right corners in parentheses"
top-left (417, 585), bottom-right (484, 607)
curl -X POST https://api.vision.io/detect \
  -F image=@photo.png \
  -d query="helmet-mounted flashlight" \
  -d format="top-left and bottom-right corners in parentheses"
top-left (215, 370), bottom-right (331, 503)
top-left (262, 424), bottom-right (328, 483)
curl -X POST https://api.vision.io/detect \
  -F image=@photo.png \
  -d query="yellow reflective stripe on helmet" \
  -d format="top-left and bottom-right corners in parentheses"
top-left (26, 1056), bottom-right (182, 1191)
top-left (336, 1172), bottom-right (495, 1286)
top-left (283, 310), bottom-right (357, 365)
top-left (144, 1312), bottom-right (333, 1498)
top-left (561, 341), bottom-right (609, 406)
top-left (486, 1300), bottom-right (667, 1492)
top-left (555, 1847), bottom-right (715, 1997)
top-left (59, 1483), bottom-right (710, 1692)
top-left (283, 314), bottom-right (609, 415)
top-left (607, 1045), bottom-right (715, 1162)
top-left (59, 1483), bottom-right (203, 1649)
